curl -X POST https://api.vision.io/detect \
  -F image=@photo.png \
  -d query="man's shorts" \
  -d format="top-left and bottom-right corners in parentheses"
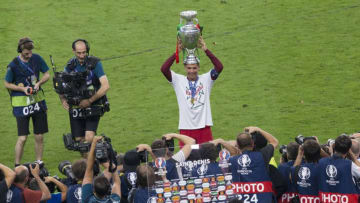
top-left (16, 111), bottom-right (48, 136)
top-left (179, 126), bottom-right (213, 147)
top-left (69, 114), bottom-right (100, 138)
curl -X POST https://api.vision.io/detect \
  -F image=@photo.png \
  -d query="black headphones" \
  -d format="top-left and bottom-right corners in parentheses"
top-left (17, 39), bottom-right (33, 53)
top-left (72, 39), bottom-right (90, 54)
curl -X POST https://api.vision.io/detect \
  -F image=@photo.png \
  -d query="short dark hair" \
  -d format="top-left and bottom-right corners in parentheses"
top-left (303, 140), bottom-right (321, 163)
top-left (14, 168), bottom-right (29, 184)
top-left (72, 159), bottom-right (87, 180)
top-left (199, 143), bottom-right (218, 162)
top-left (18, 37), bottom-right (34, 52)
top-left (334, 135), bottom-right (352, 154)
top-left (93, 176), bottom-right (111, 199)
top-left (136, 165), bottom-right (155, 188)
top-left (286, 142), bottom-right (300, 161)
top-left (151, 139), bottom-right (167, 157)
top-left (237, 133), bottom-right (253, 150)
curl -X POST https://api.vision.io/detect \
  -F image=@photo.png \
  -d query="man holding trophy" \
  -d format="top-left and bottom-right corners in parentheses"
top-left (161, 11), bottom-right (223, 147)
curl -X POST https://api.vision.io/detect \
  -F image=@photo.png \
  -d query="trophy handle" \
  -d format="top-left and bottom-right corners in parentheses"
top-left (194, 18), bottom-right (199, 25)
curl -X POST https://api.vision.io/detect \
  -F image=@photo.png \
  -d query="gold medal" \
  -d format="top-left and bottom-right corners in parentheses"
top-left (18, 83), bottom-right (24, 87)
top-left (191, 98), bottom-right (195, 104)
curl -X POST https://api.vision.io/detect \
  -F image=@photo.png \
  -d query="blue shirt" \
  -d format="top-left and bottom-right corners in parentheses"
top-left (47, 193), bottom-right (62, 203)
top-left (81, 184), bottom-right (120, 203)
top-left (5, 54), bottom-right (49, 83)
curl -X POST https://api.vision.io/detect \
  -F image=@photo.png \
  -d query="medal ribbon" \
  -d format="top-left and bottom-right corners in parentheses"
top-left (188, 78), bottom-right (198, 103)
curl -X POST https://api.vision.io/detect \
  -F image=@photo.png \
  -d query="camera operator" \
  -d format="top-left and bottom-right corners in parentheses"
top-left (82, 136), bottom-right (121, 202)
top-left (59, 39), bottom-right (110, 144)
top-left (229, 126), bottom-right (278, 202)
top-left (128, 164), bottom-right (157, 203)
top-left (318, 134), bottom-right (360, 202)
top-left (7, 164), bottom-right (51, 202)
top-left (149, 133), bottom-right (195, 181)
top-left (4, 37), bottom-right (50, 166)
top-left (0, 163), bottom-right (16, 202)
top-left (66, 159), bottom-right (87, 203)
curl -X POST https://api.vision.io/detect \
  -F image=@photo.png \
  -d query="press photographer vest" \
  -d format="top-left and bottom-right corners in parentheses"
top-left (292, 163), bottom-right (321, 203)
top-left (7, 54), bottom-right (46, 117)
top-left (229, 150), bottom-right (274, 203)
top-left (318, 156), bottom-right (358, 203)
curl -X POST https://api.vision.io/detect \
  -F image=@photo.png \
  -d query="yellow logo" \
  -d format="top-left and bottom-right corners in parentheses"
top-left (18, 83), bottom-right (24, 87)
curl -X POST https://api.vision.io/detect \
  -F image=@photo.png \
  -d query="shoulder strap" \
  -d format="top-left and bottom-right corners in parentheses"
top-left (85, 56), bottom-right (100, 71)
top-left (66, 57), bottom-right (78, 71)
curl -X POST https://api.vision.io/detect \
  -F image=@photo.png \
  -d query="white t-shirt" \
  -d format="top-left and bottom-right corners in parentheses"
top-left (171, 70), bottom-right (214, 130)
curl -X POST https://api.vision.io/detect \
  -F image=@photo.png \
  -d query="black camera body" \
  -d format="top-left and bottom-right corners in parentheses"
top-left (58, 161), bottom-right (76, 182)
top-left (279, 145), bottom-right (287, 155)
top-left (162, 138), bottom-right (175, 152)
top-left (63, 133), bottom-right (91, 153)
top-left (95, 136), bottom-right (113, 163)
top-left (295, 134), bottom-right (316, 145)
top-left (23, 162), bottom-right (49, 180)
top-left (53, 71), bottom-right (95, 106)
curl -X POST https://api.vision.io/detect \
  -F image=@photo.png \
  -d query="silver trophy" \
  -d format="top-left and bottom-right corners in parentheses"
top-left (178, 10), bottom-right (201, 64)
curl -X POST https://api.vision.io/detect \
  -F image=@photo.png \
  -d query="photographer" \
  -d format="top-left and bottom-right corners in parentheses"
top-left (7, 164), bottom-right (51, 202)
top-left (0, 163), bottom-right (16, 202)
top-left (277, 142), bottom-right (299, 203)
top-left (66, 159), bottom-right (87, 203)
top-left (149, 133), bottom-right (195, 181)
top-left (29, 176), bottom-right (68, 203)
top-left (59, 39), bottom-right (110, 144)
top-left (318, 134), bottom-right (360, 202)
top-left (118, 149), bottom-right (142, 203)
top-left (4, 37), bottom-right (50, 166)
top-left (129, 165), bottom-right (157, 203)
top-left (229, 126), bottom-right (278, 202)
top-left (82, 136), bottom-right (121, 202)
top-left (290, 139), bottom-right (322, 203)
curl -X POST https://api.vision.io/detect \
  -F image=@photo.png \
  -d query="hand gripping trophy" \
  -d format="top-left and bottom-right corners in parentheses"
top-left (176, 10), bottom-right (203, 64)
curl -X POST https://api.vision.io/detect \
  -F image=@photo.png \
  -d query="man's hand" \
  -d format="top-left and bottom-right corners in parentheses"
top-left (198, 36), bottom-right (207, 51)
top-left (92, 136), bottom-right (103, 144)
top-left (44, 176), bottom-right (54, 184)
top-left (79, 99), bottom-right (91, 108)
top-left (136, 144), bottom-right (151, 152)
top-left (30, 164), bottom-right (40, 178)
top-left (34, 82), bottom-right (41, 91)
top-left (23, 87), bottom-right (32, 95)
top-left (177, 37), bottom-right (183, 53)
top-left (210, 138), bottom-right (224, 146)
top-left (61, 99), bottom-right (69, 111)
top-left (163, 133), bottom-right (176, 140)
top-left (244, 126), bottom-right (259, 134)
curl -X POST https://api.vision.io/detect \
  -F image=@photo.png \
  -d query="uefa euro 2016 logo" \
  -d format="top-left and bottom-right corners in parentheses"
top-left (155, 157), bottom-right (167, 169)
top-left (219, 149), bottom-right (230, 161)
top-left (127, 172), bottom-right (137, 186)
top-left (197, 164), bottom-right (208, 176)
top-left (326, 165), bottom-right (337, 178)
top-left (237, 154), bottom-right (251, 167)
top-left (298, 167), bottom-right (311, 180)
